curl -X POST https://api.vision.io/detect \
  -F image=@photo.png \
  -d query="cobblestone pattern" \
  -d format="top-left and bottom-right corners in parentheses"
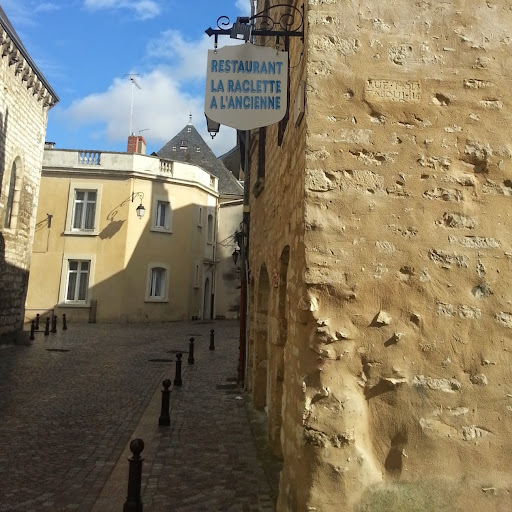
top-left (0, 320), bottom-right (275, 512)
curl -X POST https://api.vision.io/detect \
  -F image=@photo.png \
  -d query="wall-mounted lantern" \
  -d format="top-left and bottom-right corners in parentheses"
top-left (132, 192), bottom-right (146, 219)
top-left (205, 115), bottom-right (220, 139)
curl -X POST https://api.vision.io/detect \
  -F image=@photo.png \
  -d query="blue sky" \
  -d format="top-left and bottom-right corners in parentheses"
top-left (2, 0), bottom-right (250, 156)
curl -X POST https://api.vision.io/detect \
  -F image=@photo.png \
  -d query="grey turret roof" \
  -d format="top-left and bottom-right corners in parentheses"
top-left (0, 6), bottom-right (59, 104)
top-left (157, 124), bottom-right (243, 197)
top-left (219, 146), bottom-right (242, 180)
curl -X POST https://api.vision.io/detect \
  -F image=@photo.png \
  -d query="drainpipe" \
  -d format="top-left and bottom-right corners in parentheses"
top-left (238, 130), bottom-right (250, 386)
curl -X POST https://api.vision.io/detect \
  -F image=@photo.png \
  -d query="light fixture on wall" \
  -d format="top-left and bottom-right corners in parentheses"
top-left (205, 115), bottom-right (220, 139)
top-left (131, 191), bottom-right (146, 219)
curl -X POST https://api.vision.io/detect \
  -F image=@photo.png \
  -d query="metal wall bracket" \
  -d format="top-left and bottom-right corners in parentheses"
top-left (205, 3), bottom-right (304, 45)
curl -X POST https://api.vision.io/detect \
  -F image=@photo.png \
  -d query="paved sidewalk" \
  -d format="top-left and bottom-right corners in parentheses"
top-left (0, 320), bottom-right (279, 512)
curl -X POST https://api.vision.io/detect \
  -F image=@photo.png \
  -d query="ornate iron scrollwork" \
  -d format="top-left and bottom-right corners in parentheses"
top-left (206, 3), bottom-right (304, 41)
top-left (216, 16), bottom-right (232, 30)
top-left (252, 3), bottom-right (304, 36)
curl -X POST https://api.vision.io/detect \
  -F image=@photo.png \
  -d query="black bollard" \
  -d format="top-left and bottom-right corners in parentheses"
top-left (123, 438), bottom-right (144, 512)
top-left (188, 337), bottom-right (195, 365)
top-left (44, 317), bottom-right (50, 336)
top-left (62, 314), bottom-right (67, 330)
top-left (209, 329), bottom-right (215, 351)
top-left (30, 321), bottom-right (35, 341)
top-left (51, 315), bottom-right (57, 333)
top-left (158, 379), bottom-right (171, 427)
top-left (35, 313), bottom-right (40, 330)
top-left (174, 353), bottom-right (183, 386)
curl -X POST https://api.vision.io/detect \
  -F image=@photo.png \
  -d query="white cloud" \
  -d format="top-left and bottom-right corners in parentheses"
top-left (235, 0), bottom-right (251, 15)
top-left (57, 28), bottom-right (247, 155)
top-left (34, 3), bottom-right (61, 12)
top-left (146, 31), bottom-right (212, 80)
top-left (59, 67), bottom-right (236, 156)
top-left (83, 0), bottom-right (160, 20)
top-left (146, 31), bottom-right (244, 80)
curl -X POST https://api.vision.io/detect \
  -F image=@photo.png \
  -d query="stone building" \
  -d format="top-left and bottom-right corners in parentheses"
top-left (157, 122), bottom-right (244, 318)
top-left (26, 126), bottom-right (229, 323)
top-left (247, 1), bottom-right (512, 511)
top-left (0, 6), bottom-right (58, 340)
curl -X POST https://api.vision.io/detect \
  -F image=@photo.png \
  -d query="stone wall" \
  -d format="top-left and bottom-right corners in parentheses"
top-left (249, 0), bottom-right (512, 511)
top-left (0, 26), bottom-right (54, 338)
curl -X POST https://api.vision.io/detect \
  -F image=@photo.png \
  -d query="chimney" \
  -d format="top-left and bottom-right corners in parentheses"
top-left (127, 135), bottom-right (146, 155)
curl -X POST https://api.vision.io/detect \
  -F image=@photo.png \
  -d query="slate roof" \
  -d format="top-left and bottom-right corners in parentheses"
top-left (157, 123), bottom-right (243, 197)
top-left (219, 145), bottom-right (242, 180)
top-left (0, 6), bottom-right (59, 103)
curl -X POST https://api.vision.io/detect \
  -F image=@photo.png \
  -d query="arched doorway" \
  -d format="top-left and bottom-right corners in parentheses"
top-left (203, 277), bottom-right (211, 319)
top-left (269, 246), bottom-right (289, 457)
top-left (253, 265), bottom-right (270, 410)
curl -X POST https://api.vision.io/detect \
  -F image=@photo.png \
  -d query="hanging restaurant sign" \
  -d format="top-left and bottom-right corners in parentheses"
top-left (204, 43), bottom-right (288, 131)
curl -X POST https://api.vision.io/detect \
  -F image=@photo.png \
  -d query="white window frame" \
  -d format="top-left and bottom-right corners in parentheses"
top-left (207, 213), bottom-right (214, 245)
top-left (151, 196), bottom-right (172, 233)
top-left (194, 263), bottom-right (200, 288)
top-left (65, 182), bottom-right (102, 235)
top-left (59, 253), bottom-right (96, 307)
top-left (145, 263), bottom-right (170, 302)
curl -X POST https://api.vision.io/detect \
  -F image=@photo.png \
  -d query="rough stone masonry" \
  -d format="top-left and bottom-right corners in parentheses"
top-left (248, 1), bottom-right (512, 511)
top-left (0, 17), bottom-right (56, 338)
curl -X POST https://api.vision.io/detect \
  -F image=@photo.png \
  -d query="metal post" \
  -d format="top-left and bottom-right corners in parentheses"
top-left (123, 438), bottom-right (144, 512)
top-left (35, 313), bottom-right (40, 330)
top-left (174, 353), bottom-right (183, 386)
top-left (209, 329), bottom-right (215, 350)
top-left (62, 314), bottom-right (67, 330)
top-left (30, 321), bottom-right (35, 341)
top-left (44, 317), bottom-right (50, 336)
top-left (158, 379), bottom-right (171, 427)
top-left (188, 337), bottom-right (195, 365)
top-left (51, 314), bottom-right (57, 333)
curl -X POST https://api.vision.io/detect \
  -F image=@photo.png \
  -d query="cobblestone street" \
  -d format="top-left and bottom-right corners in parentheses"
top-left (0, 320), bottom-right (278, 512)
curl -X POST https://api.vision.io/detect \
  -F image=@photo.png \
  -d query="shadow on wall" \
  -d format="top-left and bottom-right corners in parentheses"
top-left (0, 107), bottom-right (31, 342)
top-left (0, 233), bottom-right (32, 343)
top-left (29, 187), bottom-right (239, 325)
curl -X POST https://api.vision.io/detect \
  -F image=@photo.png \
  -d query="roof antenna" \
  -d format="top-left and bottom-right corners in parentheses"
top-left (124, 73), bottom-right (141, 135)
top-left (188, 113), bottom-right (192, 125)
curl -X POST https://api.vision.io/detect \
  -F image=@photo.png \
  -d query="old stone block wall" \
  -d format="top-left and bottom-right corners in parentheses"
top-left (247, 0), bottom-right (310, 501)
top-left (300, 0), bottom-right (512, 511)
top-left (0, 41), bottom-right (51, 337)
top-left (249, 0), bottom-right (512, 511)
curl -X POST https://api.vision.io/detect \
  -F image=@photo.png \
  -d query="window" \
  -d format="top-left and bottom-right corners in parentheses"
top-left (207, 213), bottom-right (214, 244)
top-left (65, 183), bottom-right (102, 235)
top-left (66, 260), bottom-right (90, 303)
top-left (146, 263), bottom-right (169, 302)
top-left (197, 206), bottom-right (203, 227)
top-left (156, 201), bottom-right (169, 228)
top-left (278, 36), bottom-right (291, 146)
top-left (194, 263), bottom-right (200, 288)
top-left (180, 140), bottom-right (188, 149)
top-left (4, 161), bottom-right (17, 228)
top-left (151, 197), bottom-right (172, 232)
top-left (149, 267), bottom-right (166, 298)
top-left (72, 190), bottom-right (96, 230)
top-left (172, 146), bottom-right (177, 151)
top-left (196, 147), bottom-right (201, 153)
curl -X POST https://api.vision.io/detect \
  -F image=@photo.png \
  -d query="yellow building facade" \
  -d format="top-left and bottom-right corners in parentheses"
top-left (26, 147), bottom-right (219, 323)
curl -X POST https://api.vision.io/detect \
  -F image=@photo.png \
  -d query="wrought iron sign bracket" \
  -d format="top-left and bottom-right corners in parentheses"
top-left (205, 3), bottom-right (304, 46)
